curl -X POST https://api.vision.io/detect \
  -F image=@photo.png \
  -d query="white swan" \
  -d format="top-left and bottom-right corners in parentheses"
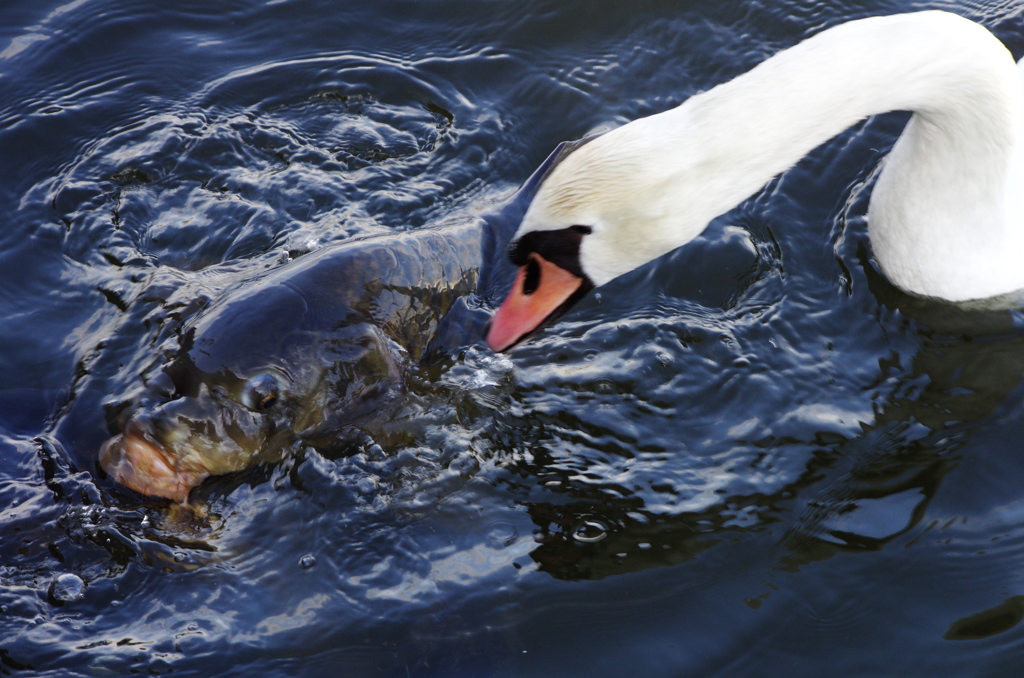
top-left (486, 11), bottom-right (1024, 352)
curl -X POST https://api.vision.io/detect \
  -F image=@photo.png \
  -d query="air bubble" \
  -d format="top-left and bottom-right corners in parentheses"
top-left (485, 521), bottom-right (519, 548)
top-left (48, 573), bottom-right (85, 605)
top-left (299, 554), bottom-right (317, 569)
top-left (572, 520), bottom-right (608, 543)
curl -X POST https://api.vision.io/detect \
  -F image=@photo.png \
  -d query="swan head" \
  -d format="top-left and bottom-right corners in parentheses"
top-left (486, 123), bottom-right (711, 351)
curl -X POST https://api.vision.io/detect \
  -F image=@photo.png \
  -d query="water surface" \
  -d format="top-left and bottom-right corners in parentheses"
top-left (4, 0), bottom-right (1024, 675)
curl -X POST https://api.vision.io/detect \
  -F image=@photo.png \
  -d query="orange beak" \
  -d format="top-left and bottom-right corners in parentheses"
top-left (486, 253), bottom-right (584, 352)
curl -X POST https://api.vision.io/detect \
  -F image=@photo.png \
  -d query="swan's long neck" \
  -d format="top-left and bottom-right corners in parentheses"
top-left (525, 11), bottom-right (1024, 301)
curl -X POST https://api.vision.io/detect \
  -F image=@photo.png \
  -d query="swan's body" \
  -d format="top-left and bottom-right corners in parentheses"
top-left (486, 11), bottom-right (1024, 352)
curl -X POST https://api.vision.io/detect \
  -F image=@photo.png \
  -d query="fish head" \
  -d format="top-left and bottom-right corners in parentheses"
top-left (100, 277), bottom-right (408, 503)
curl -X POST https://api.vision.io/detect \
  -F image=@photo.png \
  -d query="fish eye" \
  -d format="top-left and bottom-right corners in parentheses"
top-left (241, 373), bottom-right (280, 411)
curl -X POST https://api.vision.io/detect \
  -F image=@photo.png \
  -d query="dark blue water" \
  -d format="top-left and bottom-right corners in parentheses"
top-left (5, 0), bottom-right (1024, 675)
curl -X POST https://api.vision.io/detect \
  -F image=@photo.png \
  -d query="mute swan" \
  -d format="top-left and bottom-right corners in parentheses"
top-left (485, 11), bottom-right (1024, 352)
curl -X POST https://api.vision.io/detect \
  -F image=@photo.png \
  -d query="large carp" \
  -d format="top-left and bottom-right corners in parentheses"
top-left (99, 223), bottom-right (484, 504)
top-left (96, 140), bottom-right (580, 503)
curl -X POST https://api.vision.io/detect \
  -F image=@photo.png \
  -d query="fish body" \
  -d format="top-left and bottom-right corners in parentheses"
top-left (97, 138), bottom-right (586, 503)
top-left (100, 223), bottom-right (483, 503)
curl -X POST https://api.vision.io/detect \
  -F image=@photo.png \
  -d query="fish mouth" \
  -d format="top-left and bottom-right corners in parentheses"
top-left (100, 433), bottom-right (209, 505)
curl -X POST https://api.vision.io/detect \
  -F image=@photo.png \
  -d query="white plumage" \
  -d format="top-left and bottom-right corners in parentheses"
top-left (517, 11), bottom-right (1024, 303)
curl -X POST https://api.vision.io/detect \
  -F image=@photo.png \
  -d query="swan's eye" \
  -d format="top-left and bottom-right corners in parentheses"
top-left (242, 373), bottom-right (280, 411)
top-left (570, 225), bottom-right (592, 236)
top-left (523, 256), bottom-right (541, 295)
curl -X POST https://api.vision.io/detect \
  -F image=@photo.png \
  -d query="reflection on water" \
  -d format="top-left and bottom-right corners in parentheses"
top-left (4, 0), bottom-right (1024, 675)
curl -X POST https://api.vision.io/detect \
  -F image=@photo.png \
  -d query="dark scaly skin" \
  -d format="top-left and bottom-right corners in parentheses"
top-left (98, 139), bottom-right (589, 503)
top-left (100, 223), bottom-right (483, 504)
